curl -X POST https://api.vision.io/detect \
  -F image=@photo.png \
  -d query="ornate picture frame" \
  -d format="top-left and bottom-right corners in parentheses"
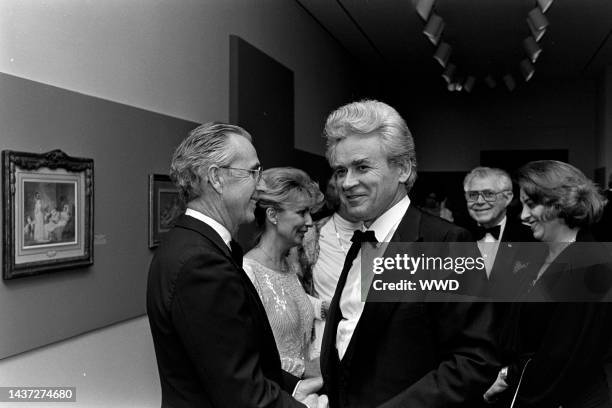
top-left (148, 174), bottom-right (184, 248)
top-left (2, 149), bottom-right (94, 280)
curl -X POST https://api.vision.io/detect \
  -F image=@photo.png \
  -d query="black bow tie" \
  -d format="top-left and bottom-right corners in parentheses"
top-left (351, 230), bottom-right (378, 244)
top-left (475, 225), bottom-right (501, 240)
top-left (229, 240), bottom-right (243, 267)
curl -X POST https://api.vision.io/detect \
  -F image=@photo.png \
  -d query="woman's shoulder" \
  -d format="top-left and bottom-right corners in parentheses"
top-left (243, 255), bottom-right (264, 271)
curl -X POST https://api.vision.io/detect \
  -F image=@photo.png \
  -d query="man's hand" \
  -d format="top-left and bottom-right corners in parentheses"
top-left (483, 367), bottom-right (509, 404)
top-left (294, 376), bottom-right (323, 401)
top-left (301, 393), bottom-right (329, 408)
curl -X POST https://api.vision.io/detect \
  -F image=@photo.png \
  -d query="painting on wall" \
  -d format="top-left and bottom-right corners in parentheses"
top-left (149, 174), bottom-right (184, 248)
top-left (2, 149), bottom-right (94, 280)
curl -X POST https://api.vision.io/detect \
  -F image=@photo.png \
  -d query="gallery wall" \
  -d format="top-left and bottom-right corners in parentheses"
top-left (0, 73), bottom-right (197, 358)
top-left (0, 1), bottom-right (356, 359)
top-left (0, 0), bottom-right (355, 157)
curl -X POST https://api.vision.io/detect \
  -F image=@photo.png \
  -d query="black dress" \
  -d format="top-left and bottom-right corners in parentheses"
top-left (500, 230), bottom-right (612, 408)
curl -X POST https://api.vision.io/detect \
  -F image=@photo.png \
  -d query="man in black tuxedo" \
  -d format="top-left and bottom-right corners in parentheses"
top-left (463, 167), bottom-right (534, 299)
top-left (147, 122), bottom-right (325, 408)
top-left (320, 100), bottom-right (499, 407)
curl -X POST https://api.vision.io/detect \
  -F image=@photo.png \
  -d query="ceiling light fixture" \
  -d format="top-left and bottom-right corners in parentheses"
top-left (464, 76), bottom-right (476, 93)
top-left (484, 75), bottom-right (497, 89)
top-left (537, 0), bottom-right (554, 13)
top-left (423, 14), bottom-right (445, 46)
top-left (433, 42), bottom-right (452, 67)
top-left (523, 36), bottom-right (542, 62)
top-left (415, 1), bottom-right (551, 93)
top-left (442, 63), bottom-right (456, 83)
top-left (520, 59), bottom-right (535, 81)
top-left (503, 74), bottom-right (516, 91)
top-left (527, 8), bottom-right (549, 31)
top-left (415, 0), bottom-right (436, 21)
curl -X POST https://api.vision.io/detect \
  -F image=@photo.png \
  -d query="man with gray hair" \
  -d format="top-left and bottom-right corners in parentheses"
top-left (463, 167), bottom-right (533, 294)
top-left (147, 122), bottom-right (325, 408)
top-left (320, 100), bottom-right (499, 407)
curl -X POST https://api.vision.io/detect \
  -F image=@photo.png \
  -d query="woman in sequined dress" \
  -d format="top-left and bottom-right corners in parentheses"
top-left (243, 167), bottom-right (325, 378)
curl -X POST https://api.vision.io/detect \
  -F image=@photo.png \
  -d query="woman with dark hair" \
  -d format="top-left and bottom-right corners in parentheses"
top-left (485, 160), bottom-right (612, 408)
top-left (243, 167), bottom-right (325, 379)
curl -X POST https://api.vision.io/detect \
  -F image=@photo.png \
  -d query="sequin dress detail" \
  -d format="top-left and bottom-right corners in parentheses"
top-left (243, 257), bottom-right (314, 377)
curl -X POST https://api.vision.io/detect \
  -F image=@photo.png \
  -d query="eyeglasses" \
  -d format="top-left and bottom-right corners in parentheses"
top-left (465, 190), bottom-right (510, 203)
top-left (220, 165), bottom-right (263, 182)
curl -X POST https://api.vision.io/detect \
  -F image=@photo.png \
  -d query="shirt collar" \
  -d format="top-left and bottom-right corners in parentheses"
top-left (479, 215), bottom-right (507, 229)
top-left (368, 195), bottom-right (411, 242)
top-left (185, 208), bottom-right (232, 248)
top-left (478, 216), bottom-right (507, 241)
top-left (333, 212), bottom-right (363, 231)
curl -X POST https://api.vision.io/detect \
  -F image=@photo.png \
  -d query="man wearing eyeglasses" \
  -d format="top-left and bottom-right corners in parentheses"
top-left (147, 122), bottom-right (326, 408)
top-left (463, 167), bottom-right (533, 298)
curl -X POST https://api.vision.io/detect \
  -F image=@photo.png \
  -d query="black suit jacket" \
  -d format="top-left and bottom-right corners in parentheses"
top-left (147, 215), bottom-right (304, 408)
top-left (485, 218), bottom-right (535, 300)
top-left (499, 230), bottom-right (612, 407)
top-left (320, 206), bottom-right (500, 408)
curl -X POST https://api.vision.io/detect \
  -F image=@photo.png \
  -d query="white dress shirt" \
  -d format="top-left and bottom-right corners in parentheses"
top-left (336, 196), bottom-right (410, 360)
top-left (313, 213), bottom-right (363, 302)
top-left (308, 213), bottom-right (362, 359)
top-left (477, 216), bottom-right (506, 278)
top-left (185, 208), bottom-right (232, 249)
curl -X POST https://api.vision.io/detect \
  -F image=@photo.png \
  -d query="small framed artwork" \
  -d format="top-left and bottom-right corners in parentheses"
top-left (149, 174), bottom-right (184, 248)
top-left (2, 149), bottom-right (94, 280)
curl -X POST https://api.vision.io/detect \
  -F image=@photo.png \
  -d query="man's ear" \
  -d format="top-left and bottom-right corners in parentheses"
top-left (397, 160), bottom-right (412, 184)
top-left (207, 166), bottom-right (223, 194)
top-left (503, 190), bottom-right (514, 205)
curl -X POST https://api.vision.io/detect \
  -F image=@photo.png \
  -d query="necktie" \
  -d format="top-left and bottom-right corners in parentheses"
top-left (475, 225), bottom-right (501, 240)
top-left (322, 229), bottom-right (377, 365)
top-left (331, 230), bottom-right (378, 314)
top-left (229, 240), bottom-right (243, 267)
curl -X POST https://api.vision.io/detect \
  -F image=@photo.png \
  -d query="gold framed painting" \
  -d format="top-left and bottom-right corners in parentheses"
top-left (2, 150), bottom-right (94, 279)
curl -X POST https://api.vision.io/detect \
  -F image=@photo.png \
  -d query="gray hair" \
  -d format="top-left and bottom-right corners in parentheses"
top-left (170, 122), bottom-right (252, 202)
top-left (323, 99), bottom-right (417, 190)
top-left (463, 167), bottom-right (513, 191)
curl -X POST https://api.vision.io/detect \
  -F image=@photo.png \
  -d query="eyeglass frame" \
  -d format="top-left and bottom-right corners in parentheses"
top-left (464, 189), bottom-right (511, 203)
top-left (219, 165), bottom-right (263, 182)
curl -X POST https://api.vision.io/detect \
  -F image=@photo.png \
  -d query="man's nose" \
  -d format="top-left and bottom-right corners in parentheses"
top-left (475, 193), bottom-right (487, 204)
top-left (255, 176), bottom-right (267, 191)
top-left (342, 169), bottom-right (359, 190)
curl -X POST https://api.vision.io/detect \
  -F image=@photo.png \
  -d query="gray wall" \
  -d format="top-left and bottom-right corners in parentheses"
top-left (0, 73), bottom-right (197, 358)
top-left (0, 0), bottom-right (356, 359)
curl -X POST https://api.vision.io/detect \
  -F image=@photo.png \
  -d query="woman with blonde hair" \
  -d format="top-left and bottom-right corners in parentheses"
top-left (243, 167), bottom-right (325, 379)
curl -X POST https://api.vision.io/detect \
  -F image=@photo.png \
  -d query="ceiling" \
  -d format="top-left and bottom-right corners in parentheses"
top-left (296, 0), bottom-right (612, 89)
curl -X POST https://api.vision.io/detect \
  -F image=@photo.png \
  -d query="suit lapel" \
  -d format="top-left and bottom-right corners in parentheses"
top-left (175, 215), bottom-right (264, 312)
top-left (174, 214), bottom-right (234, 262)
top-left (340, 206), bottom-right (423, 367)
top-left (490, 220), bottom-right (526, 280)
top-left (176, 215), bottom-right (280, 361)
